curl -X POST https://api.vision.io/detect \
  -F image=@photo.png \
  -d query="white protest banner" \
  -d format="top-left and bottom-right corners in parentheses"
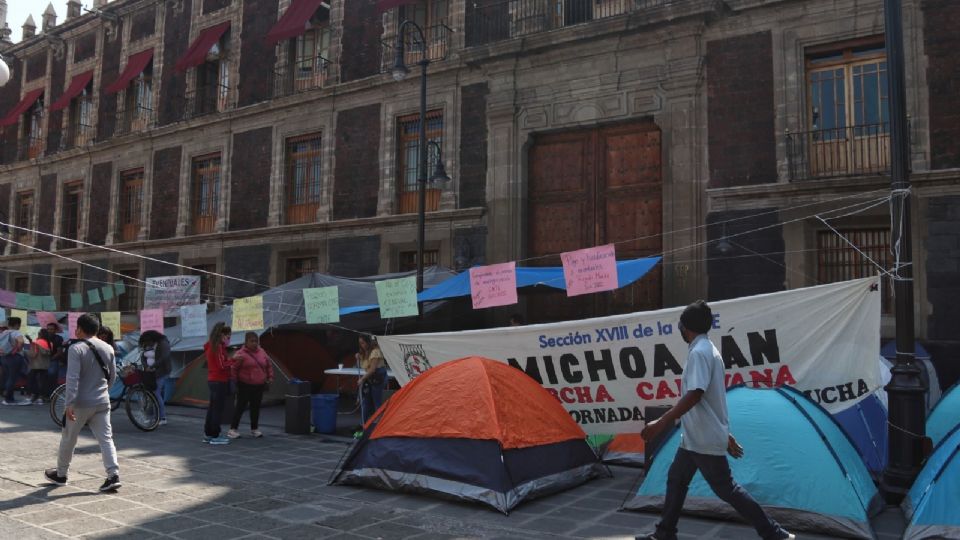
top-left (379, 278), bottom-right (882, 436)
top-left (180, 304), bottom-right (208, 338)
top-left (144, 276), bottom-right (201, 316)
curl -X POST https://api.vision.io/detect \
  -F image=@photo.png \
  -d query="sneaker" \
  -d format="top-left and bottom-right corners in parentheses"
top-left (202, 435), bottom-right (213, 443)
top-left (779, 533), bottom-right (796, 540)
top-left (158, 418), bottom-right (167, 426)
top-left (99, 475), bottom-right (122, 492)
top-left (226, 429), bottom-right (240, 439)
top-left (33, 398), bottom-right (45, 405)
top-left (208, 436), bottom-right (230, 445)
top-left (0, 400), bottom-right (14, 406)
top-left (44, 469), bottom-right (67, 486)
top-left (250, 430), bottom-right (263, 438)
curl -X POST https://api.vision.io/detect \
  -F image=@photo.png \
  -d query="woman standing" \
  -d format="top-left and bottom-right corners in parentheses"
top-left (227, 333), bottom-right (273, 439)
top-left (26, 329), bottom-right (52, 404)
top-left (139, 331), bottom-right (172, 426)
top-left (357, 335), bottom-right (386, 424)
top-left (203, 323), bottom-right (233, 445)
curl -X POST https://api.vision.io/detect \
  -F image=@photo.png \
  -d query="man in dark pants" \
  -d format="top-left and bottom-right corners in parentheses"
top-left (638, 301), bottom-right (794, 540)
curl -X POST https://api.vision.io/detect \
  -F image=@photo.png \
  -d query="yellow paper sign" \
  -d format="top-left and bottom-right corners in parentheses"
top-left (100, 312), bottom-right (121, 338)
top-left (11, 309), bottom-right (28, 323)
top-left (232, 296), bottom-right (264, 332)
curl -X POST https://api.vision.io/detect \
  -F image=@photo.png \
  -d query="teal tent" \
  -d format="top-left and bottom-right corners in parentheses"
top-left (902, 424), bottom-right (960, 540)
top-left (624, 386), bottom-right (881, 539)
top-left (926, 382), bottom-right (959, 447)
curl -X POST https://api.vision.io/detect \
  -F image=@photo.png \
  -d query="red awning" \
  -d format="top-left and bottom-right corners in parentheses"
top-left (377, 0), bottom-right (418, 12)
top-left (105, 48), bottom-right (154, 95)
top-left (175, 21), bottom-right (231, 72)
top-left (50, 71), bottom-right (94, 112)
top-left (266, 0), bottom-right (325, 44)
top-left (0, 88), bottom-right (44, 126)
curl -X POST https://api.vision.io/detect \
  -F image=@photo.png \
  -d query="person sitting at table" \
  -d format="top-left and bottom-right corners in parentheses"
top-left (357, 334), bottom-right (386, 424)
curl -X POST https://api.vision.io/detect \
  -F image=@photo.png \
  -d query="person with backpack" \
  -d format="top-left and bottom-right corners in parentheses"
top-left (44, 314), bottom-right (121, 492)
top-left (26, 329), bottom-right (53, 404)
top-left (226, 332), bottom-right (273, 439)
top-left (1, 316), bottom-right (27, 406)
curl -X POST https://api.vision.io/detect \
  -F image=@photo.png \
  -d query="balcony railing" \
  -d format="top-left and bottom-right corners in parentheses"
top-left (786, 123), bottom-right (892, 181)
top-left (17, 136), bottom-right (43, 161)
top-left (381, 23), bottom-right (452, 71)
top-left (116, 103), bottom-right (154, 135)
top-left (65, 122), bottom-right (95, 149)
top-left (274, 56), bottom-right (331, 98)
top-left (465, 0), bottom-right (668, 46)
top-left (183, 83), bottom-right (232, 120)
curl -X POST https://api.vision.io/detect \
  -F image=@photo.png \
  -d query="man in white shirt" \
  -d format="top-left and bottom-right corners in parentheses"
top-left (638, 301), bottom-right (793, 540)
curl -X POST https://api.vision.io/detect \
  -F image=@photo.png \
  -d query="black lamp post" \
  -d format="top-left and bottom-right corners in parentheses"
top-left (391, 20), bottom-right (451, 294)
top-left (880, 0), bottom-right (926, 500)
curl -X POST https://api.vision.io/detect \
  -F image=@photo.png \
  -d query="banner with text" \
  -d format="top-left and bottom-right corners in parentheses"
top-left (144, 276), bottom-right (201, 316)
top-left (379, 278), bottom-right (882, 435)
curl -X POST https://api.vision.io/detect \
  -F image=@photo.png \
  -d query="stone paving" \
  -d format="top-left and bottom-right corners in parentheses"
top-left (0, 403), bottom-right (907, 539)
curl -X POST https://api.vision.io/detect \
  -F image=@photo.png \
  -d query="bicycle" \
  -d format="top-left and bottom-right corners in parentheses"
top-left (50, 365), bottom-right (161, 432)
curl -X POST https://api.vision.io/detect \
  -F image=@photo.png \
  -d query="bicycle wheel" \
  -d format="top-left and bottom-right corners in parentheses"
top-left (49, 384), bottom-right (66, 428)
top-left (125, 385), bottom-right (161, 432)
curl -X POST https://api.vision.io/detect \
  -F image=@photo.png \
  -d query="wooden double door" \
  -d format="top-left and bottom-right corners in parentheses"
top-left (526, 120), bottom-right (662, 322)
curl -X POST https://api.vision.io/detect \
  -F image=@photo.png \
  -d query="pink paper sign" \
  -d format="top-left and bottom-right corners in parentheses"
top-left (561, 244), bottom-right (618, 297)
top-left (68, 312), bottom-right (84, 338)
top-left (469, 262), bottom-right (518, 309)
top-left (140, 309), bottom-right (165, 334)
top-left (37, 312), bottom-right (59, 328)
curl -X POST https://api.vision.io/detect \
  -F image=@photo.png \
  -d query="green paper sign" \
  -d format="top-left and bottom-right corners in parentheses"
top-left (41, 296), bottom-right (57, 311)
top-left (87, 289), bottom-right (102, 305)
top-left (375, 276), bottom-right (419, 319)
top-left (70, 293), bottom-right (84, 309)
top-left (114, 281), bottom-right (126, 295)
top-left (27, 296), bottom-right (44, 310)
top-left (303, 287), bottom-right (340, 324)
top-left (101, 286), bottom-right (115, 301)
top-left (15, 293), bottom-right (30, 308)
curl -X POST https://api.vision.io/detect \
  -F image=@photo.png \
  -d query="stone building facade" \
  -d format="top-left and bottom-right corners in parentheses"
top-left (0, 0), bottom-right (957, 379)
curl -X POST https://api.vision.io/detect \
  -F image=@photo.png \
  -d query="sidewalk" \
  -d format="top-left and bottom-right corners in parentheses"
top-left (1, 403), bottom-right (906, 539)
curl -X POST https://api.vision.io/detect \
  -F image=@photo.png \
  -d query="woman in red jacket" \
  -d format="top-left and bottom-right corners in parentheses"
top-left (226, 332), bottom-right (274, 439)
top-left (203, 323), bottom-right (233, 445)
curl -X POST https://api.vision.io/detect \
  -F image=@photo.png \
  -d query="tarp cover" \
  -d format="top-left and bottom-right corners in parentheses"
top-left (832, 392), bottom-right (888, 473)
top-left (926, 382), bottom-right (960, 447)
top-left (902, 424), bottom-right (960, 540)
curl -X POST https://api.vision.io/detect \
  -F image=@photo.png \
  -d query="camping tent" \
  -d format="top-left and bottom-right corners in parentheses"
top-left (902, 424), bottom-right (960, 540)
top-left (170, 351), bottom-right (291, 406)
top-left (331, 356), bottom-right (607, 513)
top-left (926, 382), bottom-right (960, 447)
top-left (832, 393), bottom-right (888, 474)
top-left (625, 386), bottom-right (881, 539)
top-left (601, 434), bottom-right (647, 466)
top-left (880, 341), bottom-right (941, 412)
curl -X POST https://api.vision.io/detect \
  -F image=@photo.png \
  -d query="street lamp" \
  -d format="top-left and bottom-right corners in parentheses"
top-left (392, 20), bottom-right (451, 294)
top-left (0, 54), bottom-right (11, 87)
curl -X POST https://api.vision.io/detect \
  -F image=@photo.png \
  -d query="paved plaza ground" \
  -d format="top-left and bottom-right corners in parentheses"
top-left (1, 403), bottom-right (906, 539)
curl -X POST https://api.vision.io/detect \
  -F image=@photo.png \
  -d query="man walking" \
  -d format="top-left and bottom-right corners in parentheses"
top-left (1, 316), bottom-right (27, 405)
top-left (638, 301), bottom-right (793, 540)
top-left (44, 314), bottom-right (122, 492)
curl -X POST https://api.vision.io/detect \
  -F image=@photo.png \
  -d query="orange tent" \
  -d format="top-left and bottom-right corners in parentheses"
top-left (332, 356), bottom-right (608, 513)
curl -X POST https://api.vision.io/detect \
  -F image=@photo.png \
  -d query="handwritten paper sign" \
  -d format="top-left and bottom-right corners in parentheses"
top-left (469, 262), bottom-right (518, 309)
top-left (114, 281), bottom-right (126, 296)
top-left (27, 295), bottom-right (44, 311)
top-left (70, 293), bottom-right (84, 310)
top-left (37, 312), bottom-right (59, 328)
top-left (145, 276), bottom-right (201, 316)
top-left (87, 289), bottom-right (102, 305)
top-left (303, 287), bottom-right (340, 324)
top-left (41, 296), bottom-right (57, 311)
top-left (11, 309), bottom-right (28, 324)
top-left (101, 286), bottom-right (115, 301)
top-left (68, 312), bottom-right (84, 337)
top-left (100, 312), bottom-right (121, 336)
top-left (375, 277), bottom-right (419, 319)
top-left (561, 244), bottom-right (618, 297)
top-left (232, 296), bottom-right (264, 332)
top-left (139, 309), bottom-right (164, 334)
top-left (180, 304), bottom-right (208, 338)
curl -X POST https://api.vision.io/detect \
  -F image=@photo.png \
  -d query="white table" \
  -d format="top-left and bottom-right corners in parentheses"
top-left (324, 367), bottom-right (395, 414)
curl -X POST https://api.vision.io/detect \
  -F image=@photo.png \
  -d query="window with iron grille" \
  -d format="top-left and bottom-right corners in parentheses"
top-left (285, 256), bottom-right (319, 282)
top-left (68, 82), bottom-right (95, 148)
top-left (118, 169), bottom-right (144, 243)
top-left (13, 276), bottom-right (29, 294)
top-left (15, 191), bottom-right (34, 245)
top-left (396, 110), bottom-right (442, 214)
top-left (194, 34), bottom-right (230, 115)
top-left (21, 98), bottom-right (44, 160)
top-left (122, 68), bottom-right (153, 133)
top-left (57, 273), bottom-right (78, 311)
top-left (61, 181), bottom-right (84, 247)
top-left (816, 228), bottom-right (892, 313)
top-left (191, 154), bottom-right (221, 235)
top-left (398, 249), bottom-right (438, 272)
top-left (285, 134), bottom-right (322, 224)
top-left (116, 268), bottom-right (141, 312)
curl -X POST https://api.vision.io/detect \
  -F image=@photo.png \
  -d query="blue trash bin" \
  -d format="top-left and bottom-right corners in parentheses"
top-left (311, 394), bottom-right (338, 434)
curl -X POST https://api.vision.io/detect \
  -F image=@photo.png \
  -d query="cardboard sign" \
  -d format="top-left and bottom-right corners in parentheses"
top-left (375, 277), bottom-right (419, 319)
top-left (232, 296), bottom-right (264, 332)
top-left (139, 309), bottom-right (164, 334)
top-left (561, 244), bottom-right (618, 297)
top-left (469, 262), bottom-right (518, 309)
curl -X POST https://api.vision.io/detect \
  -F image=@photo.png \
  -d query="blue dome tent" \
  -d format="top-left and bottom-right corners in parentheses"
top-left (624, 386), bottom-right (882, 539)
top-left (832, 393), bottom-right (888, 474)
top-left (926, 382), bottom-right (960, 447)
top-left (902, 424), bottom-right (960, 540)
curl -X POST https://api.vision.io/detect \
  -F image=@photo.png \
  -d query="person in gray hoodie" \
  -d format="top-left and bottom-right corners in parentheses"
top-left (44, 314), bottom-right (122, 492)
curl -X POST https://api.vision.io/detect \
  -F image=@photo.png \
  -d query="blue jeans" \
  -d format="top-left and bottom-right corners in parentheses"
top-left (155, 375), bottom-right (168, 420)
top-left (204, 381), bottom-right (229, 438)
top-left (2, 354), bottom-right (26, 402)
top-left (655, 447), bottom-right (786, 540)
top-left (360, 368), bottom-right (387, 425)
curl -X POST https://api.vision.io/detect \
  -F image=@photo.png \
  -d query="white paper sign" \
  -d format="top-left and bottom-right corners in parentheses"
top-left (180, 304), bottom-right (208, 338)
